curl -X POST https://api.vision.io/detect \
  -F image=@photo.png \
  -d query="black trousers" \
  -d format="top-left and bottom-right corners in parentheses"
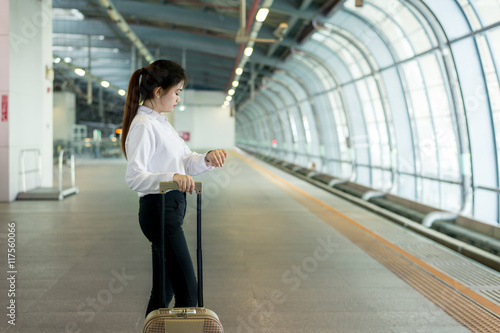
top-left (139, 191), bottom-right (197, 317)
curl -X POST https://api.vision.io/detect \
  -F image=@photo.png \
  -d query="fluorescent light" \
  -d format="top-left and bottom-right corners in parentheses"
top-left (244, 47), bottom-right (253, 57)
top-left (101, 81), bottom-right (110, 88)
top-left (53, 8), bottom-right (85, 21)
top-left (228, 89), bottom-right (235, 96)
top-left (70, 9), bottom-right (85, 20)
top-left (226, 96), bottom-right (232, 101)
top-left (53, 33), bottom-right (106, 40)
top-left (53, 46), bottom-right (74, 52)
top-left (256, 8), bottom-right (269, 23)
top-left (118, 89), bottom-right (126, 96)
top-left (232, 81), bottom-right (239, 87)
top-left (74, 68), bottom-right (85, 76)
top-left (235, 67), bottom-right (243, 75)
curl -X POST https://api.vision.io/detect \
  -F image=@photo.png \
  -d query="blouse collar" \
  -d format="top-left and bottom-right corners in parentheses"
top-left (138, 105), bottom-right (169, 123)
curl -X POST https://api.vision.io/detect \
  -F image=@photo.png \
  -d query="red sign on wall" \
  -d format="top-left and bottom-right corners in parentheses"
top-left (179, 131), bottom-right (190, 141)
top-left (1, 95), bottom-right (7, 122)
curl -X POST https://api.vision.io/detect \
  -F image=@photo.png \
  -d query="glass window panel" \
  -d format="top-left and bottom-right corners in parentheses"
top-left (407, 30), bottom-right (433, 54)
top-left (471, 0), bottom-right (500, 27)
top-left (399, 175), bottom-right (416, 200)
top-left (477, 34), bottom-right (496, 73)
top-left (403, 60), bottom-right (425, 90)
top-left (475, 32), bottom-right (500, 190)
top-left (344, 0), bottom-right (434, 59)
top-left (289, 114), bottom-right (298, 143)
top-left (457, 0), bottom-right (483, 30)
top-left (441, 183), bottom-right (462, 212)
top-left (321, 35), bottom-right (363, 79)
top-left (294, 53), bottom-right (336, 91)
top-left (440, 148), bottom-right (460, 180)
top-left (367, 123), bottom-right (380, 143)
top-left (329, 90), bottom-right (351, 164)
top-left (303, 115), bottom-right (311, 143)
top-left (422, 179), bottom-right (440, 207)
top-left (487, 28), bottom-right (500, 68)
top-left (372, 168), bottom-right (383, 189)
top-left (426, 87), bottom-right (451, 117)
top-left (370, 141), bottom-right (381, 165)
top-left (420, 54), bottom-right (444, 87)
top-left (486, 72), bottom-right (500, 111)
top-left (410, 90), bottom-right (431, 117)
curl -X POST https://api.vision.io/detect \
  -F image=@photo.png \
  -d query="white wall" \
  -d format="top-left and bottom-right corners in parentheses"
top-left (173, 90), bottom-right (235, 151)
top-left (0, 0), bottom-right (53, 201)
top-left (0, 0), bottom-right (10, 200)
top-left (53, 91), bottom-right (76, 141)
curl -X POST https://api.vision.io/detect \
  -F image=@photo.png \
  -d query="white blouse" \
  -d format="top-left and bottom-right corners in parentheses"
top-left (125, 105), bottom-right (213, 197)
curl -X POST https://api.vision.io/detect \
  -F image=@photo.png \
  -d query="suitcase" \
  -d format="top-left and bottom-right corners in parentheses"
top-left (143, 181), bottom-right (224, 333)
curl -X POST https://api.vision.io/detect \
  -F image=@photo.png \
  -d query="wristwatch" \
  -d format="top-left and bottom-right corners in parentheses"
top-left (205, 150), bottom-right (213, 163)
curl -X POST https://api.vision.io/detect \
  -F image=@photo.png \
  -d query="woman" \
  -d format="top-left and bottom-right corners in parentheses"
top-left (120, 59), bottom-right (227, 316)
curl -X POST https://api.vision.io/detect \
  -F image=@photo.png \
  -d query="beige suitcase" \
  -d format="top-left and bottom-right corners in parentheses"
top-left (143, 308), bottom-right (223, 332)
top-left (142, 182), bottom-right (223, 333)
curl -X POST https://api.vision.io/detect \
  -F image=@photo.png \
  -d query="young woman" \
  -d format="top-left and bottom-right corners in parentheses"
top-left (120, 60), bottom-right (227, 316)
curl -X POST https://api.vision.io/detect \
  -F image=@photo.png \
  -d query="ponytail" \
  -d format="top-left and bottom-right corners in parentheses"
top-left (121, 69), bottom-right (142, 159)
top-left (121, 60), bottom-right (188, 159)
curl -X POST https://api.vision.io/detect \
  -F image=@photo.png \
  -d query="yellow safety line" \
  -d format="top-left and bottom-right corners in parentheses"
top-left (235, 150), bottom-right (500, 316)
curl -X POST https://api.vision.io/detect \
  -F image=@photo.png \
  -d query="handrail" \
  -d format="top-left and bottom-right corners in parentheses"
top-left (58, 149), bottom-right (77, 191)
top-left (58, 150), bottom-right (64, 192)
top-left (19, 149), bottom-right (42, 193)
top-left (19, 149), bottom-right (77, 194)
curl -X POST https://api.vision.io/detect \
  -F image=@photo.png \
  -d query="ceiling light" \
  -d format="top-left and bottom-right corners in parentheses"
top-left (256, 8), bottom-right (269, 23)
top-left (53, 8), bottom-right (85, 21)
top-left (74, 68), bottom-right (85, 76)
top-left (224, 101), bottom-right (229, 106)
top-left (228, 89), bottom-right (235, 96)
top-left (53, 57), bottom-right (61, 64)
top-left (232, 81), bottom-right (239, 87)
top-left (235, 68), bottom-right (243, 75)
top-left (244, 47), bottom-right (253, 57)
top-left (118, 89), bottom-right (126, 96)
top-left (226, 96), bottom-right (232, 101)
top-left (179, 105), bottom-right (186, 111)
top-left (53, 46), bottom-right (75, 52)
top-left (101, 81), bottom-right (110, 88)
top-left (53, 33), bottom-right (107, 40)
top-left (64, 57), bottom-right (72, 63)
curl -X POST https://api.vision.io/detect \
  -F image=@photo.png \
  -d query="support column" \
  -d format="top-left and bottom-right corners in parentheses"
top-left (0, 0), bottom-right (53, 201)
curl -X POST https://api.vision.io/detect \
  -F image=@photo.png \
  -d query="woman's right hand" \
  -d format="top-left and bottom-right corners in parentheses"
top-left (173, 174), bottom-right (195, 194)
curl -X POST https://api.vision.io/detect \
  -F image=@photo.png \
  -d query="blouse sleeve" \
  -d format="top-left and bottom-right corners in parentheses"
top-left (182, 140), bottom-right (214, 176)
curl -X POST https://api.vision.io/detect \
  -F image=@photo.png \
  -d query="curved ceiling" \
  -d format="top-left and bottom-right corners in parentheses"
top-left (52, 0), bottom-right (342, 108)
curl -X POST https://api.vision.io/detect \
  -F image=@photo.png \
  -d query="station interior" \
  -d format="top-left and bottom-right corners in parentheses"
top-left (1, 0), bottom-right (500, 332)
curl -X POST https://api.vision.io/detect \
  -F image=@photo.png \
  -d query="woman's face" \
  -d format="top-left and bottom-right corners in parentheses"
top-left (155, 82), bottom-right (183, 113)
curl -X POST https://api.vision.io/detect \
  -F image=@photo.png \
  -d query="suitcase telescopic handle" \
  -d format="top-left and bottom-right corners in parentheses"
top-left (160, 181), bottom-right (203, 194)
top-left (158, 181), bottom-right (204, 308)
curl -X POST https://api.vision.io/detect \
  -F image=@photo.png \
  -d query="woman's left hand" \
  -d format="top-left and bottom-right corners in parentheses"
top-left (206, 149), bottom-right (227, 167)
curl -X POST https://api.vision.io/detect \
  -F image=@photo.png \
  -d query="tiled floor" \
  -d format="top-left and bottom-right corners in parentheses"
top-left (0, 151), bottom-right (470, 332)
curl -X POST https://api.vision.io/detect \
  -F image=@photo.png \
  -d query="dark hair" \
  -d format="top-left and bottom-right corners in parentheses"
top-left (121, 60), bottom-right (188, 158)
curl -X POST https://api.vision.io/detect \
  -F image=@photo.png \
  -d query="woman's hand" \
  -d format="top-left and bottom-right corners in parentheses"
top-left (205, 149), bottom-right (227, 167)
top-left (173, 174), bottom-right (195, 194)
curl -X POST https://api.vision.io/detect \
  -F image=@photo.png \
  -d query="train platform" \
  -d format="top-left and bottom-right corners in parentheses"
top-left (1, 149), bottom-right (499, 332)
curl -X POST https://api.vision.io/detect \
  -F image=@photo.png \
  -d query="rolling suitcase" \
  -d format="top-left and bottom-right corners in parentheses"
top-left (143, 181), bottom-right (224, 333)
